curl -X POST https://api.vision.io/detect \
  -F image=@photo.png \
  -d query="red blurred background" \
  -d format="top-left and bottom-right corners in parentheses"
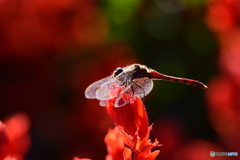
top-left (0, 0), bottom-right (239, 159)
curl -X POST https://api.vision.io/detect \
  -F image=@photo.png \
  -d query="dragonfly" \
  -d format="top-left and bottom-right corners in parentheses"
top-left (85, 64), bottom-right (207, 107)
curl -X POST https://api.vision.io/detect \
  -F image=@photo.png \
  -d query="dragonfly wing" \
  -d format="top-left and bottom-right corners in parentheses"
top-left (85, 75), bottom-right (113, 99)
top-left (112, 77), bottom-right (153, 107)
top-left (100, 97), bottom-right (128, 107)
top-left (114, 96), bottom-right (128, 107)
top-left (95, 77), bottom-right (123, 100)
top-left (113, 84), bottom-right (135, 107)
top-left (132, 77), bottom-right (153, 98)
top-left (99, 100), bottom-right (108, 106)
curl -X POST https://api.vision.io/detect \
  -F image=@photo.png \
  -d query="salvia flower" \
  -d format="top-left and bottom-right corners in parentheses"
top-left (78, 85), bottom-right (161, 160)
top-left (105, 92), bottom-right (149, 140)
top-left (104, 90), bottom-right (161, 160)
top-left (105, 125), bottom-right (160, 160)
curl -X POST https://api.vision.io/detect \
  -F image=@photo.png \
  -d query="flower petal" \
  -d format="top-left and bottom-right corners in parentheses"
top-left (123, 148), bottom-right (132, 160)
top-left (104, 127), bottom-right (125, 160)
top-left (105, 94), bottom-right (149, 140)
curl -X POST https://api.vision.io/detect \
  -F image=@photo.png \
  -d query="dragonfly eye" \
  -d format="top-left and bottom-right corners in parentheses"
top-left (114, 67), bottom-right (124, 77)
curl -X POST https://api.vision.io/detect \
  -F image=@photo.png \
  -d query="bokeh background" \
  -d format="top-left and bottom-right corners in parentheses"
top-left (0, 0), bottom-right (239, 159)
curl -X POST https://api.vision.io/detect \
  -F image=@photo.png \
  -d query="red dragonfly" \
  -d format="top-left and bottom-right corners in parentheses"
top-left (85, 64), bottom-right (207, 107)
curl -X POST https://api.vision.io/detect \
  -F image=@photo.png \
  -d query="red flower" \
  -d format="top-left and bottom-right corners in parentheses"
top-left (79, 85), bottom-right (161, 160)
top-left (104, 125), bottom-right (160, 160)
top-left (105, 94), bottom-right (149, 140)
top-left (103, 86), bottom-right (161, 160)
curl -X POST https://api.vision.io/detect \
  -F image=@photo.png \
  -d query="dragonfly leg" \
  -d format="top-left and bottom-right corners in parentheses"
top-left (131, 80), bottom-right (145, 98)
top-left (118, 81), bottom-right (126, 86)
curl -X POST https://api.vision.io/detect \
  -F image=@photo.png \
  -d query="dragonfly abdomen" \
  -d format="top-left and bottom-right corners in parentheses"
top-left (149, 70), bottom-right (207, 89)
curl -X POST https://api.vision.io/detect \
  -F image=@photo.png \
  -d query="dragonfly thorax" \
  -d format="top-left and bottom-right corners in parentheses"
top-left (130, 64), bottom-right (149, 80)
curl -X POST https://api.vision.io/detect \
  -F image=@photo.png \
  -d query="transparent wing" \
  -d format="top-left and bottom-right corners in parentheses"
top-left (114, 96), bottom-right (127, 107)
top-left (119, 77), bottom-right (153, 99)
top-left (95, 76), bottom-right (124, 100)
top-left (98, 84), bottom-right (132, 107)
top-left (114, 92), bottom-right (135, 107)
top-left (99, 100), bottom-right (108, 106)
top-left (86, 71), bottom-right (154, 107)
top-left (112, 77), bottom-right (153, 107)
top-left (132, 77), bottom-right (153, 98)
top-left (85, 75), bottom-right (113, 99)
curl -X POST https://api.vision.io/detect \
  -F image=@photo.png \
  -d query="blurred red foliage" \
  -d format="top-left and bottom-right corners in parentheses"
top-left (171, 139), bottom-right (228, 160)
top-left (0, 122), bottom-right (9, 160)
top-left (0, 0), bottom-right (108, 58)
top-left (0, 113), bottom-right (30, 160)
top-left (2, 0), bottom-right (235, 159)
top-left (150, 118), bottom-right (231, 160)
top-left (206, 0), bottom-right (240, 154)
top-left (0, 0), bottom-right (139, 158)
